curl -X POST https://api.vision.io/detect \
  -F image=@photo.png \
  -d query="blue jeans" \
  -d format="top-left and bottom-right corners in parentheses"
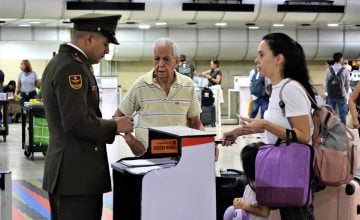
top-left (250, 95), bottom-right (269, 119)
top-left (327, 97), bottom-right (347, 124)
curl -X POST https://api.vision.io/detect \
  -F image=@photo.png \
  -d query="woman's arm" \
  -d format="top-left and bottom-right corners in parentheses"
top-left (15, 80), bottom-right (21, 96)
top-left (35, 79), bottom-right (41, 88)
top-left (238, 114), bottom-right (311, 144)
top-left (348, 82), bottom-right (360, 128)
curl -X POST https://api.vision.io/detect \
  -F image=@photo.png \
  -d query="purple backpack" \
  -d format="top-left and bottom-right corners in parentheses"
top-left (255, 129), bottom-right (314, 207)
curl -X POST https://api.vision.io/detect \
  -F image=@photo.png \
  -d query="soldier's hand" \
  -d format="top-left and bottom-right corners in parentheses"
top-left (114, 116), bottom-right (134, 133)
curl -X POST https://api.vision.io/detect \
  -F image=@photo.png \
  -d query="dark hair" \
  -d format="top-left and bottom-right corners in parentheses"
top-left (8, 80), bottom-right (15, 86)
top-left (21, 60), bottom-right (32, 73)
top-left (262, 33), bottom-right (317, 109)
top-left (180, 54), bottom-right (186, 62)
top-left (241, 142), bottom-right (264, 187)
top-left (211, 59), bottom-right (219, 67)
top-left (333, 52), bottom-right (343, 63)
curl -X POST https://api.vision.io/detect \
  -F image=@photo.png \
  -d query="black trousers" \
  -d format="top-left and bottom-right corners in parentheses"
top-left (48, 193), bottom-right (103, 220)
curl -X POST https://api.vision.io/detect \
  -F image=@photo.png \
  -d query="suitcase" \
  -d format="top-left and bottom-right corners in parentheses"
top-left (200, 105), bottom-right (216, 127)
top-left (313, 176), bottom-right (360, 220)
top-left (216, 169), bottom-right (246, 220)
top-left (0, 171), bottom-right (12, 220)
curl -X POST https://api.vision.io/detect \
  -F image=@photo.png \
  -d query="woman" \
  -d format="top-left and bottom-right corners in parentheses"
top-left (15, 60), bottom-right (40, 107)
top-left (222, 33), bottom-right (317, 220)
top-left (202, 59), bottom-right (222, 86)
top-left (202, 59), bottom-right (224, 103)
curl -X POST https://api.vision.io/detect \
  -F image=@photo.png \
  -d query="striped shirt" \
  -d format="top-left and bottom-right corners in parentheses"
top-left (119, 70), bottom-right (201, 148)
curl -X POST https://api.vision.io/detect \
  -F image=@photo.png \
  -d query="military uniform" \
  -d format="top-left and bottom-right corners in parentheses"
top-left (41, 14), bottom-right (121, 220)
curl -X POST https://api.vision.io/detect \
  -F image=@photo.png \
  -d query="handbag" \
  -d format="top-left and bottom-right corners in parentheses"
top-left (255, 129), bottom-right (314, 207)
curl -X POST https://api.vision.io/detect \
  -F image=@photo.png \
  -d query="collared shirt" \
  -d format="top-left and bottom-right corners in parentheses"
top-left (119, 70), bottom-right (201, 148)
top-left (66, 42), bottom-right (88, 59)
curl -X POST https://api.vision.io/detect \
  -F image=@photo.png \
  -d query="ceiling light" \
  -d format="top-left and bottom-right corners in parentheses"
top-left (155, 22), bottom-right (167, 26)
top-left (138, 25), bottom-right (150, 29)
top-left (29, 21), bottom-right (41, 24)
top-left (18, 24), bottom-right (31, 27)
top-left (272, 23), bottom-right (284, 27)
top-left (215, 22), bottom-right (227, 26)
top-left (248, 26), bottom-right (259, 30)
top-left (327, 23), bottom-right (339, 27)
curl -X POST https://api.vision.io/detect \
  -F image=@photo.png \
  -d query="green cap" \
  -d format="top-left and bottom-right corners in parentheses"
top-left (70, 14), bottom-right (121, 45)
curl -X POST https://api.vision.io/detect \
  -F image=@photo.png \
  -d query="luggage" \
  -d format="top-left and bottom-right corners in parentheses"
top-left (314, 176), bottom-right (360, 220)
top-left (255, 130), bottom-right (314, 207)
top-left (0, 171), bottom-right (12, 220)
top-left (312, 105), bottom-right (357, 186)
top-left (201, 87), bottom-right (215, 106)
top-left (216, 169), bottom-right (246, 220)
top-left (200, 105), bottom-right (216, 127)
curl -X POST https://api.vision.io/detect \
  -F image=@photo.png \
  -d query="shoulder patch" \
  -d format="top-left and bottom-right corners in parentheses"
top-left (69, 75), bottom-right (82, 89)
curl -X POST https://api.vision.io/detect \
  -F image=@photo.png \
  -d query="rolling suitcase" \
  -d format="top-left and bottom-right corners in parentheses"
top-left (0, 171), bottom-right (11, 220)
top-left (200, 105), bottom-right (216, 127)
top-left (313, 177), bottom-right (360, 220)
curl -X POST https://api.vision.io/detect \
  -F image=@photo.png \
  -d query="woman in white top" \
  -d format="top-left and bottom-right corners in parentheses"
top-left (15, 60), bottom-right (40, 107)
top-left (222, 33), bottom-right (317, 220)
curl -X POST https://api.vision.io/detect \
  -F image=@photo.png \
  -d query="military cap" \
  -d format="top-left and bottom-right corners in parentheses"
top-left (70, 14), bottom-right (121, 45)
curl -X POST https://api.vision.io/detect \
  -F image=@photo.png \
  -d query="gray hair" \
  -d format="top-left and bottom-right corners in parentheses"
top-left (153, 38), bottom-right (179, 58)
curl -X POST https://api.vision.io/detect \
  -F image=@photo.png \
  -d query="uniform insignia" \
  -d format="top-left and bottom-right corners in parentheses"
top-left (72, 53), bottom-right (83, 63)
top-left (69, 75), bottom-right (82, 89)
top-left (92, 86), bottom-right (97, 91)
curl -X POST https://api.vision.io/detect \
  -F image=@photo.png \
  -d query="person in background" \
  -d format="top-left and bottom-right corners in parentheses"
top-left (223, 142), bottom-right (270, 220)
top-left (344, 59), bottom-right (352, 72)
top-left (15, 60), bottom-right (41, 107)
top-left (3, 80), bottom-right (16, 94)
top-left (41, 14), bottom-right (134, 220)
top-left (324, 52), bottom-right (350, 124)
top-left (249, 67), bottom-right (271, 119)
top-left (202, 59), bottom-right (224, 104)
top-left (0, 68), bottom-right (4, 92)
top-left (175, 54), bottom-right (196, 79)
top-left (222, 33), bottom-right (317, 220)
top-left (202, 59), bottom-right (222, 87)
top-left (113, 38), bottom-right (204, 156)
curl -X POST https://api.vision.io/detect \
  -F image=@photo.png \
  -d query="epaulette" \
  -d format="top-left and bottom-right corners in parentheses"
top-left (72, 53), bottom-right (83, 63)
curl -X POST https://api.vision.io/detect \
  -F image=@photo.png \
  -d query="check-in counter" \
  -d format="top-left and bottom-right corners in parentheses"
top-left (111, 126), bottom-right (217, 220)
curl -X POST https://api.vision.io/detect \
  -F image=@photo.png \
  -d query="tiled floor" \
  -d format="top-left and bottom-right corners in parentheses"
top-left (1, 122), bottom-right (264, 219)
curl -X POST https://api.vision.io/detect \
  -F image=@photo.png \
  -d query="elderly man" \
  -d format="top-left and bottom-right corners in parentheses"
top-left (41, 14), bottom-right (134, 219)
top-left (113, 38), bottom-right (204, 155)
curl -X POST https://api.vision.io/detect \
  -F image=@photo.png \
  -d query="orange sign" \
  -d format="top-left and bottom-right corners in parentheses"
top-left (150, 139), bottom-right (178, 154)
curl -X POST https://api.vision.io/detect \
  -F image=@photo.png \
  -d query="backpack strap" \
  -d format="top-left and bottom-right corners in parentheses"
top-left (278, 79), bottom-right (292, 116)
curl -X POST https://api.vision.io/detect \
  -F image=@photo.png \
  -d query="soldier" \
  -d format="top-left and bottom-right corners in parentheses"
top-left (41, 14), bottom-right (134, 219)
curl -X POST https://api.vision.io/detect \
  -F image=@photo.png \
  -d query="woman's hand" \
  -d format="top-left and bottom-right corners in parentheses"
top-left (240, 117), bottom-right (266, 134)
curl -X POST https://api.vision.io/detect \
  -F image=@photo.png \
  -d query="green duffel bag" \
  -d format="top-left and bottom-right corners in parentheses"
top-left (33, 117), bottom-right (49, 146)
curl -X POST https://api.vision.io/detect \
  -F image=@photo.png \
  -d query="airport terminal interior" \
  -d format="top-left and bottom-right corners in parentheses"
top-left (1, 0), bottom-right (360, 219)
